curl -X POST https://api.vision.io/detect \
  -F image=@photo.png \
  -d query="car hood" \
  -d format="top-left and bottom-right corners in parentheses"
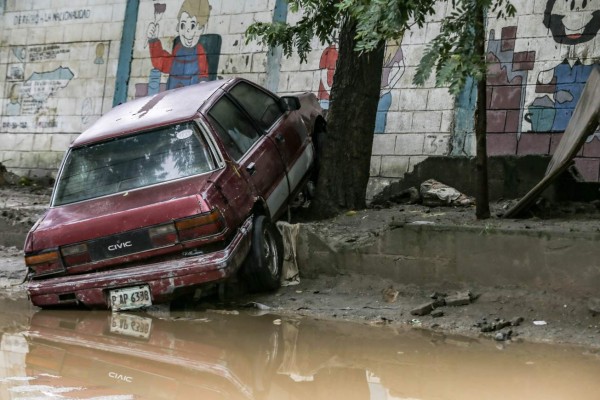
top-left (27, 174), bottom-right (214, 251)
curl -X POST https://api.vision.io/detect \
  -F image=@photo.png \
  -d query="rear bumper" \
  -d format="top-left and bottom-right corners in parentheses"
top-left (27, 217), bottom-right (253, 309)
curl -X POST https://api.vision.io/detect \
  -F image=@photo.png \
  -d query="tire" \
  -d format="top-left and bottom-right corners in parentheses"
top-left (243, 214), bottom-right (283, 292)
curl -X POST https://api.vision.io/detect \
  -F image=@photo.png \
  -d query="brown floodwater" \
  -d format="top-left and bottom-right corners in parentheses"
top-left (0, 298), bottom-right (599, 400)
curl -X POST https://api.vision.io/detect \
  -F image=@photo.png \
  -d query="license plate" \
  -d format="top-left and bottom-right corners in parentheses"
top-left (109, 285), bottom-right (152, 311)
top-left (110, 313), bottom-right (153, 339)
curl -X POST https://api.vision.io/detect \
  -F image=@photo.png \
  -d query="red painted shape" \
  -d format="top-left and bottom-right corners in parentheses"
top-left (582, 137), bottom-right (600, 158)
top-left (549, 133), bottom-right (564, 155)
top-left (501, 26), bottom-right (517, 52)
top-left (487, 110), bottom-right (507, 133)
top-left (491, 85), bottom-right (523, 110)
top-left (517, 133), bottom-right (552, 155)
top-left (513, 51), bottom-right (536, 71)
top-left (505, 110), bottom-right (521, 133)
top-left (574, 157), bottom-right (600, 182)
top-left (487, 133), bottom-right (518, 156)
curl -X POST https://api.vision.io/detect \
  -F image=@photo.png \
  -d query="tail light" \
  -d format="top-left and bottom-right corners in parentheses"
top-left (25, 250), bottom-right (64, 277)
top-left (149, 223), bottom-right (178, 247)
top-left (175, 209), bottom-right (226, 241)
top-left (61, 243), bottom-right (91, 266)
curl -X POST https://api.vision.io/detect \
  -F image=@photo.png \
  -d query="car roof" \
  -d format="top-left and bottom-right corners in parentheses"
top-left (72, 79), bottom-right (233, 147)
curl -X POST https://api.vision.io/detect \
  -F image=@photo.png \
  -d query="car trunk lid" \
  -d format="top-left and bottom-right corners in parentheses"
top-left (29, 175), bottom-right (213, 254)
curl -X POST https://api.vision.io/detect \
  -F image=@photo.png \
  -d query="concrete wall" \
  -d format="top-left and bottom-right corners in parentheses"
top-left (0, 0), bottom-right (599, 195)
top-left (0, 0), bottom-right (125, 178)
top-left (298, 223), bottom-right (600, 297)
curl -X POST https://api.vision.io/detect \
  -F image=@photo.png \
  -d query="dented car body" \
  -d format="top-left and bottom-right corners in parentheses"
top-left (24, 78), bottom-right (324, 310)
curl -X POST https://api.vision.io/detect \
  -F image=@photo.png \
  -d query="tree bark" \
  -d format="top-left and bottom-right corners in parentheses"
top-left (474, 5), bottom-right (490, 219)
top-left (312, 17), bottom-right (385, 219)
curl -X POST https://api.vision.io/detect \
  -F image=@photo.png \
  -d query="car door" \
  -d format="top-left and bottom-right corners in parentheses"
top-left (206, 95), bottom-right (289, 220)
top-left (227, 82), bottom-right (310, 180)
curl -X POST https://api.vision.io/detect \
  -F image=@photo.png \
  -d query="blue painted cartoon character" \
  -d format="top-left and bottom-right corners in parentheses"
top-left (529, 0), bottom-right (600, 132)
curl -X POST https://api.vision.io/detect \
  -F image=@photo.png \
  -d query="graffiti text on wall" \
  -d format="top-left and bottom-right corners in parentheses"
top-left (12, 9), bottom-right (91, 26)
top-left (28, 45), bottom-right (71, 62)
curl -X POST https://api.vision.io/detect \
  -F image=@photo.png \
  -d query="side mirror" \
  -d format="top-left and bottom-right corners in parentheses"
top-left (280, 96), bottom-right (301, 112)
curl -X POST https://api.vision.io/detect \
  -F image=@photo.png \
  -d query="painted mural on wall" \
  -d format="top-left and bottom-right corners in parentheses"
top-left (485, 0), bottom-right (600, 177)
top-left (136, 0), bottom-right (221, 98)
top-left (0, 41), bottom-right (109, 132)
top-left (316, 40), bottom-right (405, 132)
top-left (376, 40), bottom-right (405, 134)
top-left (317, 44), bottom-right (338, 111)
top-left (487, 1), bottom-right (600, 137)
top-left (529, 0), bottom-right (600, 133)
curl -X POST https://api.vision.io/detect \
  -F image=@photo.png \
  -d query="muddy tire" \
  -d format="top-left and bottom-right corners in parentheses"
top-left (243, 215), bottom-right (283, 292)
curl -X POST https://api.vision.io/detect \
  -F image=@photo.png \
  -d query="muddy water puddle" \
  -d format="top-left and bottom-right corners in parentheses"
top-left (0, 298), bottom-right (599, 400)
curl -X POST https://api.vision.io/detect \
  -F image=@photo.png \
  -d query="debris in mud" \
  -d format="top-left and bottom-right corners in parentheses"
top-left (420, 179), bottom-right (474, 207)
top-left (494, 330), bottom-right (513, 342)
top-left (477, 318), bottom-right (511, 332)
top-left (446, 290), bottom-right (476, 307)
top-left (411, 301), bottom-right (437, 316)
top-left (381, 286), bottom-right (399, 303)
top-left (588, 298), bottom-right (600, 316)
top-left (387, 187), bottom-right (420, 205)
top-left (475, 316), bottom-right (524, 333)
top-left (243, 302), bottom-right (271, 310)
top-left (411, 290), bottom-right (474, 316)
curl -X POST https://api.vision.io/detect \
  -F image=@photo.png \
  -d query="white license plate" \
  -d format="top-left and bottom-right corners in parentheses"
top-left (109, 285), bottom-right (152, 311)
top-left (110, 313), bottom-right (153, 339)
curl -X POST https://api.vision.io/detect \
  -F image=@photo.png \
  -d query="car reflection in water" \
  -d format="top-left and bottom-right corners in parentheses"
top-left (20, 309), bottom-right (600, 400)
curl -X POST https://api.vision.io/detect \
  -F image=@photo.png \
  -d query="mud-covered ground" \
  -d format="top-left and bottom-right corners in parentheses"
top-left (1, 184), bottom-right (599, 350)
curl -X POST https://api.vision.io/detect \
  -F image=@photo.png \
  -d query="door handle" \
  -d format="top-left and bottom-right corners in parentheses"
top-left (246, 162), bottom-right (256, 175)
top-left (275, 133), bottom-right (285, 143)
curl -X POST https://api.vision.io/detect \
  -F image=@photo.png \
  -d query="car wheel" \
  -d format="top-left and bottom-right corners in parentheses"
top-left (243, 214), bottom-right (283, 292)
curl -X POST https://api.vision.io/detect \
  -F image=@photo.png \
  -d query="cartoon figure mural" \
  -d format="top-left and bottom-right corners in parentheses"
top-left (375, 40), bottom-right (405, 134)
top-left (317, 39), bottom-right (404, 132)
top-left (145, 0), bottom-right (221, 96)
top-left (318, 44), bottom-right (338, 112)
top-left (94, 43), bottom-right (106, 65)
top-left (5, 84), bottom-right (22, 116)
top-left (527, 0), bottom-right (600, 133)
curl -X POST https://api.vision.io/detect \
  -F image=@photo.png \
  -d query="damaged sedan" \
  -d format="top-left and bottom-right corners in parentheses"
top-left (24, 78), bottom-right (324, 310)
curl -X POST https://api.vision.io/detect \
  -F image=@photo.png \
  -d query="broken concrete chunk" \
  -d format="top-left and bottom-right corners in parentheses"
top-left (445, 291), bottom-right (473, 307)
top-left (431, 309), bottom-right (445, 318)
top-left (410, 301), bottom-right (436, 316)
top-left (429, 291), bottom-right (447, 300)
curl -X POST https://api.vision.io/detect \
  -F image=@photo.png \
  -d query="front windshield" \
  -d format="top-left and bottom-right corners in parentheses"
top-left (53, 122), bottom-right (216, 206)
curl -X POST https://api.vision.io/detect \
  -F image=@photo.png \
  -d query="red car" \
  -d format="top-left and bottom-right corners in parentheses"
top-left (24, 78), bottom-right (324, 310)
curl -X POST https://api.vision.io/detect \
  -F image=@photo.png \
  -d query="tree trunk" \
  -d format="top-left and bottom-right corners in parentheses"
top-left (474, 5), bottom-right (490, 219)
top-left (312, 17), bottom-right (385, 219)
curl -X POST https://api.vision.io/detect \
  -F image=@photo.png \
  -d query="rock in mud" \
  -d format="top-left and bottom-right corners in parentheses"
top-left (445, 291), bottom-right (473, 307)
top-left (410, 301), bottom-right (436, 316)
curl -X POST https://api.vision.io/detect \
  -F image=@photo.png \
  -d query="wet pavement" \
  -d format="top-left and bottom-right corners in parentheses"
top-left (0, 298), bottom-right (599, 399)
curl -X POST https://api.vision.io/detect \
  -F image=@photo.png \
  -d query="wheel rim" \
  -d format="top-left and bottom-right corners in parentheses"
top-left (263, 227), bottom-right (279, 277)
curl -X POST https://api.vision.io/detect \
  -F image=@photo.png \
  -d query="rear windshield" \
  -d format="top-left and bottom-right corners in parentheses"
top-left (53, 122), bottom-right (216, 206)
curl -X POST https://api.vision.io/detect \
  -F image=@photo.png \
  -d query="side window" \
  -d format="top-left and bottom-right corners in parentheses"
top-left (208, 96), bottom-right (261, 160)
top-left (229, 82), bottom-right (283, 130)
